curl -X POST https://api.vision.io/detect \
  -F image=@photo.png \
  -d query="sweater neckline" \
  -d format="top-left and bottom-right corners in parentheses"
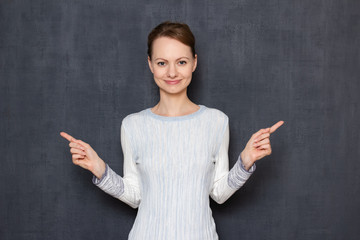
top-left (145, 105), bottom-right (206, 121)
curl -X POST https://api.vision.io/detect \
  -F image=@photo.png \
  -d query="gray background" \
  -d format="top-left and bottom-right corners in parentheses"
top-left (1, 0), bottom-right (359, 239)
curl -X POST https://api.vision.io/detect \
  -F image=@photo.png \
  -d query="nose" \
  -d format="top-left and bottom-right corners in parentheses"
top-left (167, 63), bottom-right (177, 78)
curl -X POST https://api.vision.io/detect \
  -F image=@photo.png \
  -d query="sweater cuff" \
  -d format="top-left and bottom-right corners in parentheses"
top-left (92, 164), bottom-right (125, 198)
top-left (239, 155), bottom-right (256, 173)
top-left (92, 164), bottom-right (109, 185)
top-left (227, 154), bottom-right (256, 189)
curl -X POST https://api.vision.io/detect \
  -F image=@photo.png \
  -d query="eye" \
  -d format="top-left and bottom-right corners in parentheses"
top-left (157, 61), bottom-right (166, 66)
top-left (178, 60), bottom-right (187, 65)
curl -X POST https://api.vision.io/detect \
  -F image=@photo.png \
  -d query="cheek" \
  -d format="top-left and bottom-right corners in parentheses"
top-left (153, 67), bottom-right (166, 78)
top-left (182, 67), bottom-right (194, 78)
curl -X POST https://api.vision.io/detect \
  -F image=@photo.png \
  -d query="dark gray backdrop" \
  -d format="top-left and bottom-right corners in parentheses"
top-left (1, 0), bottom-right (359, 239)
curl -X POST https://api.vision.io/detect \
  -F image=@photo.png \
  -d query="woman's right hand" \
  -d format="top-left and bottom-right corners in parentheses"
top-left (60, 131), bottom-right (106, 179)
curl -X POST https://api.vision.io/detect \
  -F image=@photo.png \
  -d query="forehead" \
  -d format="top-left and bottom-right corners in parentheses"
top-left (152, 37), bottom-right (192, 59)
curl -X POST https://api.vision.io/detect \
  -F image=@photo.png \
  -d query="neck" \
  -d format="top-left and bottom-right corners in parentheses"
top-left (152, 89), bottom-right (199, 117)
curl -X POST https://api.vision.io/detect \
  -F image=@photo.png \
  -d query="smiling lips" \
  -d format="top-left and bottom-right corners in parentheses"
top-left (164, 80), bottom-right (181, 85)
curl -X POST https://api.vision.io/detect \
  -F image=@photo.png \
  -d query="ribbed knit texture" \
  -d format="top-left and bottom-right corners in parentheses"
top-left (93, 105), bottom-right (256, 239)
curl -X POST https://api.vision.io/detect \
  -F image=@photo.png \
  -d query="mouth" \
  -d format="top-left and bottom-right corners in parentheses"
top-left (164, 80), bottom-right (181, 85)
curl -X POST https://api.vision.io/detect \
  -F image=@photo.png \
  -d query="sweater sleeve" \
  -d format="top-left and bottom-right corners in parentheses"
top-left (209, 121), bottom-right (256, 204)
top-left (92, 122), bottom-right (141, 208)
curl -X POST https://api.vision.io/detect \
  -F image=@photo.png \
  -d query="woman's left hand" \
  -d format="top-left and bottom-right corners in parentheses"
top-left (240, 121), bottom-right (284, 171)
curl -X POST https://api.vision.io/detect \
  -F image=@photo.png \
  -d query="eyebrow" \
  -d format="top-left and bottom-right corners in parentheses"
top-left (154, 57), bottom-right (190, 61)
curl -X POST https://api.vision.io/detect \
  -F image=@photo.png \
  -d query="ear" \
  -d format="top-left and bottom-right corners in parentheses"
top-left (147, 56), bottom-right (154, 73)
top-left (192, 54), bottom-right (198, 72)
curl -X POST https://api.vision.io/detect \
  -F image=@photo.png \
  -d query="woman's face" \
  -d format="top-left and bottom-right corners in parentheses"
top-left (148, 37), bottom-right (197, 96)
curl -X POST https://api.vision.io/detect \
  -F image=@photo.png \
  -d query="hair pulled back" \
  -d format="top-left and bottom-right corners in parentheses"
top-left (147, 21), bottom-right (196, 59)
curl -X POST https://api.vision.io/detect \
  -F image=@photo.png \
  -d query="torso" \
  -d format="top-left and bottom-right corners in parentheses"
top-left (122, 105), bottom-right (228, 240)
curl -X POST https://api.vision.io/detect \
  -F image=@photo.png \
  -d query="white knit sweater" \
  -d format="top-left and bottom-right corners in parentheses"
top-left (93, 105), bottom-right (256, 240)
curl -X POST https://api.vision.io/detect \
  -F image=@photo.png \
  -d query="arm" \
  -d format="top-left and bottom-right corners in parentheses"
top-left (92, 122), bottom-right (141, 208)
top-left (210, 122), bottom-right (256, 204)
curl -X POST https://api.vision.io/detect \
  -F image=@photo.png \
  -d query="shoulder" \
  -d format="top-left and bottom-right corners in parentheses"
top-left (121, 108), bottom-right (149, 129)
top-left (202, 105), bottom-right (229, 125)
top-left (201, 106), bottom-right (230, 152)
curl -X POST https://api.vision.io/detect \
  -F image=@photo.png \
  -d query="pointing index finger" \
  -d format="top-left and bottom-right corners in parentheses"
top-left (60, 131), bottom-right (77, 142)
top-left (269, 121), bottom-right (284, 134)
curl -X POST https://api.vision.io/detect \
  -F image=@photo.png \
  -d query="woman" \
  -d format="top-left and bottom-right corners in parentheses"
top-left (60, 21), bottom-right (283, 239)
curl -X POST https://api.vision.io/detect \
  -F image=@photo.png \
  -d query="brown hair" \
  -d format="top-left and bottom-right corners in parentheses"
top-left (147, 21), bottom-right (196, 59)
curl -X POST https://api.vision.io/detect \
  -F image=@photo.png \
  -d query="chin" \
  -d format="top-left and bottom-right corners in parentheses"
top-left (163, 89), bottom-right (186, 95)
top-left (159, 86), bottom-right (189, 96)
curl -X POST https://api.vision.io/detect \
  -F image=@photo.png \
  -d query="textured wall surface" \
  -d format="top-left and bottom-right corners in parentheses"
top-left (1, 0), bottom-right (359, 239)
